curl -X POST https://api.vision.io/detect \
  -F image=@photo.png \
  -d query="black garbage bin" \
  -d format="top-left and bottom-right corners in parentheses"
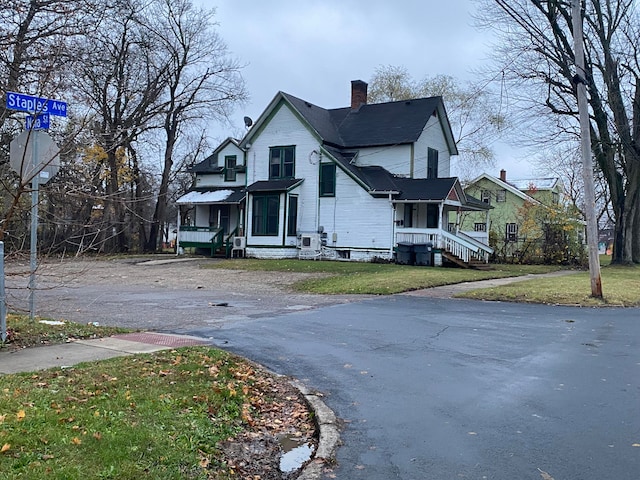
top-left (414, 242), bottom-right (433, 266)
top-left (396, 242), bottom-right (415, 265)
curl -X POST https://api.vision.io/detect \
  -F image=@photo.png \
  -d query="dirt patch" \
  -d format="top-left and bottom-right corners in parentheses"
top-left (215, 366), bottom-right (317, 480)
top-left (4, 256), bottom-right (365, 332)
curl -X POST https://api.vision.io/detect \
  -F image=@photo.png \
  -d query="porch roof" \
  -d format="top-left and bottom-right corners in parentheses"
top-left (393, 177), bottom-right (458, 201)
top-left (175, 187), bottom-right (245, 205)
top-left (246, 178), bottom-right (304, 193)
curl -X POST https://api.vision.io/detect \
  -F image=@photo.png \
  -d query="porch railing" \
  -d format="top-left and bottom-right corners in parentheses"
top-left (179, 226), bottom-right (221, 244)
top-left (396, 228), bottom-right (493, 263)
top-left (178, 225), bottom-right (239, 257)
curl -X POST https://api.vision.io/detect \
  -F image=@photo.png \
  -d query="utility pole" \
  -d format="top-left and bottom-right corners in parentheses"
top-left (571, 0), bottom-right (603, 298)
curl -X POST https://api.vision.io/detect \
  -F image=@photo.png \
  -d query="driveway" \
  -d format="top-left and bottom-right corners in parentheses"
top-left (6, 257), bottom-right (640, 479)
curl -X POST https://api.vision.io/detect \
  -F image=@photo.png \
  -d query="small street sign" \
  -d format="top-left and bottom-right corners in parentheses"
top-left (26, 113), bottom-right (50, 130)
top-left (5, 91), bottom-right (67, 117)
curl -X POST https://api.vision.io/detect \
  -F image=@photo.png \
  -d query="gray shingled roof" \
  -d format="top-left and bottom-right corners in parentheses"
top-left (282, 93), bottom-right (442, 148)
top-left (188, 137), bottom-right (242, 173)
top-left (188, 155), bottom-right (221, 174)
top-left (392, 177), bottom-right (458, 201)
top-left (246, 178), bottom-right (304, 192)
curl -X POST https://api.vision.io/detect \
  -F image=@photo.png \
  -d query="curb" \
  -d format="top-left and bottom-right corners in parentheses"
top-left (290, 380), bottom-right (341, 479)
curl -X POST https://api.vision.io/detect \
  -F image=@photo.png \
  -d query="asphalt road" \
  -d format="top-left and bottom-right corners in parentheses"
top-left (8, 258), bottom-right (640, 479)
top-left (188, 296), bottom-right (640, 480)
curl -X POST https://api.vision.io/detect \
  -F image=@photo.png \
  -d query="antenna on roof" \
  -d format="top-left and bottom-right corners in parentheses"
top-left (243, 116), bottom-right (253, 128)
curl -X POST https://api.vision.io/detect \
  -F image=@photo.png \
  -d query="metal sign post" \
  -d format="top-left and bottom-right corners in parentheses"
top-left (0, 242), bottom-right (6, 343)
top-left (6, 91), bottom-right (66, 321)
top-left (29, 137), bottom-right (39, 322)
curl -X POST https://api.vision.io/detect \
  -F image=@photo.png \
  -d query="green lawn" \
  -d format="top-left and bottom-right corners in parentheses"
top-left (208, 258), bottom-right (564, 295)
top-left (0, 347), bottom-right (309, 479)
top-left (458, 264), bottom-right (640, 307)
top-left (2, 314), bottom-right (130, 349)
top-left (209, 257), bottom-right (640, 306)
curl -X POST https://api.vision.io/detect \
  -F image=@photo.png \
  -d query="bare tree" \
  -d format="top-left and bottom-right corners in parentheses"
top-left (71, 0), bottom-right (171, 252)
top-left (0, 0), bottom-right (99, 245)
top-left (367, 65), bottom-right (506, 178)
top-left (141, 0), bottom-right (247, 252)
top-left (2, 0), bottom-right (246, 256)
top-left (476, 0), bottom-right (640, 265)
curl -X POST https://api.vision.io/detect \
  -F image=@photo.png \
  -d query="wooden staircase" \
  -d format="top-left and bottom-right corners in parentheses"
top-left (442, 251), bottom-right (493, 270)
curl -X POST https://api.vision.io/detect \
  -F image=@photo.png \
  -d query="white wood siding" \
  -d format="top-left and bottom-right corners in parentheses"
top-left (318, 167), bottom-right (394, 252)
top-left (195, 174), bottom-right (220, 188)
top-left (195, 143), bottom-right (245, 188)
top-left (218, 143), bottom-right (245, 166)
top-left (355, 144), bottom-right (412, 176)
top-left (246, 104), bottom-right (322, 245)
top-left (414, 114), bottom-right (451, 178)
top-left (194, 204), bottom-right (209, 227)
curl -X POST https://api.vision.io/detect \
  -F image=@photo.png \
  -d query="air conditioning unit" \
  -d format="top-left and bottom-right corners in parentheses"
top-left (233, 236), bottom-right (246, 249)
top-left (300, 233), bottom-right (321, 251)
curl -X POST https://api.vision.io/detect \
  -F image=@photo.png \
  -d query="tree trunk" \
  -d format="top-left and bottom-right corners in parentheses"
top-left (146, 120), bottom-right (177, 253)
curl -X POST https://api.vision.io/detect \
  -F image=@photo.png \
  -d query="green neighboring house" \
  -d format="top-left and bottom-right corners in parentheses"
top-left (455, 170), bottom-right (583, 262)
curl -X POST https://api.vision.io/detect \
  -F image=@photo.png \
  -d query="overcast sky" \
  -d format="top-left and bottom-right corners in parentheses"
top-left (199, 0), bottom-right (533, 178)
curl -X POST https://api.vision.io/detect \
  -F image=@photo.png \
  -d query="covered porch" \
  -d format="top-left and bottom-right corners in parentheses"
top-left (391, 179), bottom-right (492, 266)
top-left (175, 188), bottom-right (246, 256)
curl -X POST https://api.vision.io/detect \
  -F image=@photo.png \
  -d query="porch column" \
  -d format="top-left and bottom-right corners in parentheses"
top-left (176, 208), bottom-right (181, 256)
top-left (485, 209), bottom-right (490, 244)
top-left (390, 194), bottom-right (395, 257)
top-left (438, 203), bottom-right (444, 248)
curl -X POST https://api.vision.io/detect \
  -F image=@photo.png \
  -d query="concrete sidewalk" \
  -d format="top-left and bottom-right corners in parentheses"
top-left (401, 270), bottom-right (580, 299)
top-left (0, 332), bottom-right (205, 375)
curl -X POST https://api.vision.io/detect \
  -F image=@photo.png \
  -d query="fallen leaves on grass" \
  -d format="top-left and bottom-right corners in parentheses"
top-left (0, 347), bottom-right (316, 480)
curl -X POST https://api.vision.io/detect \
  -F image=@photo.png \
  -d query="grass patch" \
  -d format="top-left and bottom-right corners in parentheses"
top-left (2, 314), bottom-right (130, 349)
top-left (458, 264), bottom-right (640, 307)
top-left (0, 347), bottom-right (301, 479)
top-left (209, 259), bottom-right (565, 295)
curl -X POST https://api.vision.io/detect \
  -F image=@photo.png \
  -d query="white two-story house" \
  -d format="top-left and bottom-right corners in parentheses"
top-left (176, 80), bottom-right (492, 265)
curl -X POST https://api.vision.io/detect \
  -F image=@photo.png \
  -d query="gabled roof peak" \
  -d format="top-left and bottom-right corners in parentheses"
top-left (241, 84), bottom-right (457, 155)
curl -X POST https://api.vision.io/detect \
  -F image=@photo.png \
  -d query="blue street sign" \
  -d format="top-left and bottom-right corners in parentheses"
top-left (5, 91), bottom-right (67, 117)
top-left (26, 113), bottom-right (50, 130)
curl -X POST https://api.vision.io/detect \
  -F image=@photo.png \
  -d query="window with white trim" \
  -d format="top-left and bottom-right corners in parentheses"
top-left (506, 223), bottom-right (518, 242)
top-left (224, 155), bottom-right (237, 182)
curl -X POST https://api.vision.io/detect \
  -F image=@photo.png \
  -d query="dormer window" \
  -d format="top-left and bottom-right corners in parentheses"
top-left (427, 148), bottom-right (438, 179)
top-left (270, 146), bottom-right (295, 179)
top-left (224, 155), bottom-right (237, 182)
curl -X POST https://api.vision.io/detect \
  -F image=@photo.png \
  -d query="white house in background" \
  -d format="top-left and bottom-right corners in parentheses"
top-left (176, 138), bottom-right (247, 256)
top-left (176, 80), bottom-right (492, 265)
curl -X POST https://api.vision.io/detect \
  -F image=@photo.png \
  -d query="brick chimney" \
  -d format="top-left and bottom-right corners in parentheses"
top-left (351, 80), bottom-right (368, 110)
top-left (500, 169), bottom-right (507, 182)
